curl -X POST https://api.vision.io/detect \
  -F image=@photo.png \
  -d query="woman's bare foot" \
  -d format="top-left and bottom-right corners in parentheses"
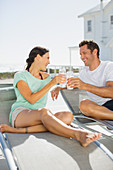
top-left (0, 124), bottom-right (25, 133)
top-left (76, 131), bottom-right (102, 147)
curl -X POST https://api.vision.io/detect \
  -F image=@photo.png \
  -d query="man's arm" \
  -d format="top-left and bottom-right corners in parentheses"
top-left (83, 81), bottom-right (113, 98)
top-left (67, 77), bottom-right (113, 99)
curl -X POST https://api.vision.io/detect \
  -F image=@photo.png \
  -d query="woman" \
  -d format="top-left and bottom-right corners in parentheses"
top-left (0, 46), bottom-right (101, 147)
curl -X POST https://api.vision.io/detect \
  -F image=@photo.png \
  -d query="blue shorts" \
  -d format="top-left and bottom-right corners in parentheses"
top-left (102, 99), bottom-right (113, 111)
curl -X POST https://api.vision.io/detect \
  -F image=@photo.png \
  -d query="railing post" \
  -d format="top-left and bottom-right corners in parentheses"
top-left (54, 66), bottom-right (56, 76)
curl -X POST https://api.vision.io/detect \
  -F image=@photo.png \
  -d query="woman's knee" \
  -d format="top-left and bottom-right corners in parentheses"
top-left (40, 108), bottom-right (53, 120)
top-left (55, 111), bottom-right (73, 125)
top-left (40, 108), bottom-right (48, 118)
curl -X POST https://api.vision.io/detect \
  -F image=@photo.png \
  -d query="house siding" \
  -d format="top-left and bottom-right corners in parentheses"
top-left (79, 0), bottom-right (113, 61)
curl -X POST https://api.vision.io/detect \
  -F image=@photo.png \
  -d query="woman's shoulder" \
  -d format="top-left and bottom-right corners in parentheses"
top-left (14, 71), bottom-right (29, 82)
top-left (13, 70), bottom-right (28, 87)
top-left (14, 70), bottom-right (26, 77)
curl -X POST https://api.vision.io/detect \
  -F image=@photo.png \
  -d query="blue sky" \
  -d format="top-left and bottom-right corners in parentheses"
top-left (0, 0), bottom-right (102, 66)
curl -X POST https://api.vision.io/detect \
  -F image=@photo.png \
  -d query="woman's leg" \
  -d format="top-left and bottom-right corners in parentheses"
top-left (0, 108), bottom-right (101, 147)
top-left (0, 108), bottom-right (48, 133)
top-left (0, 109), bottom-right (73, 134)
top-left (40, 109), bottom-right (101, 147)
top-left (54, 111), bottom-right (73, 125)
top-left (15, 109), bottom-right (73, 127)
top-left (79, 99), bottom-right (113, 120)
top-left (0, 124), bottom-right (48, 133)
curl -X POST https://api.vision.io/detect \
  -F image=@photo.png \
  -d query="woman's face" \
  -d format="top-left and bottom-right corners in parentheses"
top-left (39, 52), bottom-right (50, 71)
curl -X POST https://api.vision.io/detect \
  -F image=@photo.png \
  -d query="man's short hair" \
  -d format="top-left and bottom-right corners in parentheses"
top-left (79, 40), bottom-right (100, 58)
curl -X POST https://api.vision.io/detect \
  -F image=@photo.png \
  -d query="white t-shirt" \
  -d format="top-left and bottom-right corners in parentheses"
top-left (79, 61), bottom-right (113, 105)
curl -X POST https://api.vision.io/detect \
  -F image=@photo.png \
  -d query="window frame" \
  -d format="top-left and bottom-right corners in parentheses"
top-left (87, 20), bottom-right (92, 32)
top-left (110, 15), bottom-right (113, 27)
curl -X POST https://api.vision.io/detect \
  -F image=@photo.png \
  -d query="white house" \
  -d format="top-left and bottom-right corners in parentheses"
top-left (78, 0), bottom-right (113, 61)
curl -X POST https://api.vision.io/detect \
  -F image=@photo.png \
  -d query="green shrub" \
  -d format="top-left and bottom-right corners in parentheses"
top-left (0, 72), bottom-right (16, 79)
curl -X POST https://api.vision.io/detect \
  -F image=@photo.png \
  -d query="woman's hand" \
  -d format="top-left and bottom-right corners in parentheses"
top-left (51, 86), bottom-right (61, 101)
top-left (51, 74), bottom-right (66, 85)
top-left (67, 77), bottom-right (85, 89)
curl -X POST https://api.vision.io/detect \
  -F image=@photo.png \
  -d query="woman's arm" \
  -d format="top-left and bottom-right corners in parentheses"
top-left (17, 74), bottom-right (66, 104)
top-left (51, 85), bottom-right (67, 101)
top-left (51, 86), bottom-right (61, 101)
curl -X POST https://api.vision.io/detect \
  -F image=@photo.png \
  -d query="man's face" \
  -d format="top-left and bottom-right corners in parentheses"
top-left (80, 44), bottom-right (94, 66)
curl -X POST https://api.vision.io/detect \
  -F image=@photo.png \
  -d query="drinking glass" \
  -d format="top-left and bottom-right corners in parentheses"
top-left (59, 67), bottom-right (66, 88)
top-left (66, 71), bottom-right (74, 90)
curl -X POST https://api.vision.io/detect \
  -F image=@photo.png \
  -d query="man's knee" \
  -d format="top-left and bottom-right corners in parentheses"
top-left (79, 99), bottom-right (89, 111)
top-left (79, 99), bottom-right (99, 117)
top-left (55, 111), bottom-right (73, 125)
top-left (79, 99), bottom-right (94, 114)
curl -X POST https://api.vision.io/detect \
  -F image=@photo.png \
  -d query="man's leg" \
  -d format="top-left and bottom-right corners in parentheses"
top-left (79, 99), bottom-right (113, 120)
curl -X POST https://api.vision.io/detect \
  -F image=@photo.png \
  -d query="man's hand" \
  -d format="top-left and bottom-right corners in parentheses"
top-left (67, 77), bottom-right (86, 89)
top-left (51, 86), bottom-right (61, 101)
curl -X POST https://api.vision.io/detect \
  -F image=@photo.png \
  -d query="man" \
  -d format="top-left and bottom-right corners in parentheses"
top-left (51, 40), bottom-right (113, 120)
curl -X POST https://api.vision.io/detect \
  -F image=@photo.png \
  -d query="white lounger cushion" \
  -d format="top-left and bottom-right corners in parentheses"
top-left (6, 132), bottom-right (113, 170)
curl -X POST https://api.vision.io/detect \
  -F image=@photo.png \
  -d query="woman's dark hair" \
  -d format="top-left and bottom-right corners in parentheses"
top-left (26, 46), bottom-right (49, 71)
top-left (79, 40), bottom-right (100, 58)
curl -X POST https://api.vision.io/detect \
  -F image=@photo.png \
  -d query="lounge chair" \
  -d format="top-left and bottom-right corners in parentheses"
top-left (61, 88), bottom-right (113, 130)
top-left (0, 86), bottom-right (113, 170)
top-left (61, 89), bottom-right (113, 160)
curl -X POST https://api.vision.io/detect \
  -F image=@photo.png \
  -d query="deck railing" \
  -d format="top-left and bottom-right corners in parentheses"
top-left (47, 65), bottom-right (83, 78)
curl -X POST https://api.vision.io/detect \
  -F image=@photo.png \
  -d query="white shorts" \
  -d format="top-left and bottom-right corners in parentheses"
top-left (11, 107), bottom-right (30, 128)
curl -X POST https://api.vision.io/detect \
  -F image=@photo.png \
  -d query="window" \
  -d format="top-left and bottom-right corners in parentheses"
top-left (110, 15), bottom-right (113, 28)
top-left (87, 20), bottom-right (92, 32)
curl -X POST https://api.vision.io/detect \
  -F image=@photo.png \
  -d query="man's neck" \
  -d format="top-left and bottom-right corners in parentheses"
top-left (89, 59), bottom-right (101, 71)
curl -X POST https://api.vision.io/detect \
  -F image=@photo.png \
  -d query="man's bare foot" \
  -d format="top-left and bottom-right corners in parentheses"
top-left (0, 124), bottom-right (25, 133)
top-left (76, 131), bottom-right (102, 147)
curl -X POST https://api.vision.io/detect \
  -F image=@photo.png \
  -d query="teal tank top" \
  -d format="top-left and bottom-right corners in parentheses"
top-left (9, 70), bottom-right (51, 123)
